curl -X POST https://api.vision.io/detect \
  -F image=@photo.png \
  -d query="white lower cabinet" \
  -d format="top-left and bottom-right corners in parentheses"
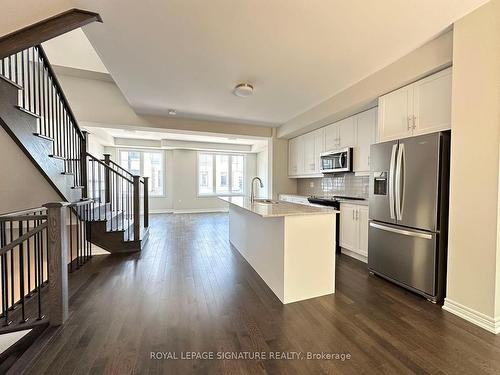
top-left (340, 203), bottom-right (369, 260)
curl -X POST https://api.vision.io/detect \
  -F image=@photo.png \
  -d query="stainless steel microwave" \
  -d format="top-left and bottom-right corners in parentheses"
top-left (320, 148), bottom-right (353, 173)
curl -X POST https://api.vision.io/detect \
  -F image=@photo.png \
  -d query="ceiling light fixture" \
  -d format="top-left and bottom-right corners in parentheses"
top-left (233, 83), bottom-right (254, 98)
top-left (168, 109), bottom-right (177, 115)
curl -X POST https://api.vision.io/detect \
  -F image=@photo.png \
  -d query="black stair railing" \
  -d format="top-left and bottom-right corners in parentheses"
top-left (0, 45), bottom-right (149, 241)
top-left (0, 208), bottom-right (48, 327)
top-left (0, 199), bottom-right (92, 332)
top-left (0, 45), bottom-right (85, 189)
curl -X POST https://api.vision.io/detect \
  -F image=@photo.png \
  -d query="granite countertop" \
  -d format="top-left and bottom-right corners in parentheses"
top-left (280, 194), bottom-right (369, 206)
top-left (220, 197), bottom-right (338, 218)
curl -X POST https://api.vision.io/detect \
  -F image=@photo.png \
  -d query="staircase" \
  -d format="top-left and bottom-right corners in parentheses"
top-left (0, 9), bottom-right (152, 374)
top-left (0, 45), bottom-right (149, 253)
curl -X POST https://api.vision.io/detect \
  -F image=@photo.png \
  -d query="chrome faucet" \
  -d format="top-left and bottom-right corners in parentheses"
top-left (250, 177), bottom-right (264, 203)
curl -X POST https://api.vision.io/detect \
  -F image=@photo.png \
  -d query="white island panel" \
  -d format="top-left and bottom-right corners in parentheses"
top-left (284, 214), bottom-right (335, 303)
top-left (224, 197), bottom-right (337, 304)
top-left (229, 204), bottom-right (285, 300)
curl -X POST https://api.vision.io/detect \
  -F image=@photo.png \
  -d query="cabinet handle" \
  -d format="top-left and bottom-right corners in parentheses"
top-left (356, 209), bottom-right (359, 220)
top-left (352, 210), bottom-right (355, 220)
top-left (407, 116), bottom-right (412, 130)
top-left (412, 115), bottom-right (417, 129)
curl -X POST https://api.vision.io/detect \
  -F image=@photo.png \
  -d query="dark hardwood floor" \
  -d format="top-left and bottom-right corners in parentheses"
top-left (24, 213), bottom-right (500, 375)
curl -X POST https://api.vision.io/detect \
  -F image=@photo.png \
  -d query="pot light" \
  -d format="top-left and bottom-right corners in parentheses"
top-left (168, 109), bottom-right (177, 115)
top-left (233, 83), bottom-right (254, 98)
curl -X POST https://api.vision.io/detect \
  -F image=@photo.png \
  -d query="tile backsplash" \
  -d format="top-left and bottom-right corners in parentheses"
top-left (297, 174), bottom-right (370, 198)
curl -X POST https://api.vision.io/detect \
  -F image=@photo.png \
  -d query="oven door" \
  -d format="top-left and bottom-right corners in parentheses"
top-left (320, 149), bottom-right (350, 173)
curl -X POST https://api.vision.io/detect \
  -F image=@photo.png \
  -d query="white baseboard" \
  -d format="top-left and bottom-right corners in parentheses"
top-left (340, 248), bottom-right (367, 263)
top-left (149, 209), bottom-right (174, 214)
top-left (442, 298), bottom-right (500, 334)
top-left (148, 208), bottom-right (229, 214)
top-left (173, 208), bottom-right (229, 214)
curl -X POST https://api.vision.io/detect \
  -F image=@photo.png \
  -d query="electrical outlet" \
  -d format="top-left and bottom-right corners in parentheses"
top-left (309, 181), bottom-right (314, 188)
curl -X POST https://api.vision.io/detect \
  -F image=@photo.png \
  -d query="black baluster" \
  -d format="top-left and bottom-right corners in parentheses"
top-left (18, 221), bottom-right (27, 323)
top-left (69, 208), bottom-right (74, 272)
top-left (36, 215), bottom-right (43, 320)
top-left (26, 220), bottom-right (32, 297)
top-left (1, 222), bottom-right (11, 326)
top-left (9, 223), bottom-right (15, 311)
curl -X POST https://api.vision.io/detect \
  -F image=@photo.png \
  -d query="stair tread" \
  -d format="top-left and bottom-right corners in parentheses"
top-left (0, 74), bottom-right (22, 89)
top-left (33, 133), bottom-right (54, 142)
top-left (15, 105), bottom-right (40, 118)
top-left (48, 154), bottom-right (65, 160)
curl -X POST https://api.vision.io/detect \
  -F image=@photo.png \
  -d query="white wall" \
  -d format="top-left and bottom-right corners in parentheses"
top-left (279, 30), bottom-right (453, 139)
top-left (86, 132), bottom-right (105, 158)
top-left (105, 147), bottom-right (258, 213)
top-left (444, 0), bottom-right (500, 333)
top-left (256, 148), bottom-right (269, 198)
top-left (270, 137), bottom-right (297, 200)
top-left (0, 0), bottom-right (71, 37)
top-left (0, 127), bottom-right (61, 214)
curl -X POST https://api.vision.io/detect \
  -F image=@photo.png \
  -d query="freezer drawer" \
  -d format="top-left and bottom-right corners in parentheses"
top-left (368, 221), bottom-right (437, 296)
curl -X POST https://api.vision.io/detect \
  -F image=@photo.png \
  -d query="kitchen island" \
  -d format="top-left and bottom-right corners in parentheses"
top-left (220, 197), bottom-right (338, 304)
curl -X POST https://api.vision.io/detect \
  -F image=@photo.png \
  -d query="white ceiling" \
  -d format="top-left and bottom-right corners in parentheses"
top-left (86, 126), bottom-right (268, 148)
top-left (71, 0), bottom-right (486, 126)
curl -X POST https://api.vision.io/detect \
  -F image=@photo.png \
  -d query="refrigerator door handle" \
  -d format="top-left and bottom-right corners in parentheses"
top-left (388, 144), bottom-right (397, 220)
top-left (369, 222), bottom-right (433, 240)
top-left (395, 143), bottom-right (405, 220)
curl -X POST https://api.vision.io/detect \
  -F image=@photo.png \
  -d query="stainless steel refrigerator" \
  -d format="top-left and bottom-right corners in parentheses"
top-left (368, 131), bottom-right (450, 302)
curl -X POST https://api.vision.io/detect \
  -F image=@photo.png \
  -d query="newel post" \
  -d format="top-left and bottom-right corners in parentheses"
top-left (43, 202), bottom-right (70, 326)
top-left (80, 131), bottom-right (88, 198)
top-left (133, 175), bottom-right (141, 240)
top-left (143, 177), bottom-right (149, 228)
top-left (103, 154), bottom-right (111, 203)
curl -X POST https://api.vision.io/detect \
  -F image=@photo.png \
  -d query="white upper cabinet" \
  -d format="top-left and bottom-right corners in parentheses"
top-left (288, 129), bottom-right (323, 177)
top-left (313, 128), bottom-right (325, 174)
top-left (413, 68), bottom-right (452, 136)
top-left (288, 137), bottom-right (301, 176)
top-left (378, 85), bottom-right (413, 142)
top-left (378, 67), bottom-right (451, 142)
top-left (354, 108), bottom-right (377, 174)
top-left (337, 117), bottom-right (356, 148)
top-left (324, 117), bottom-right (355, 151)
top-left (324, 123), bottom-right (340, 151)
top-left (303, 132), bottom-right (317, 174)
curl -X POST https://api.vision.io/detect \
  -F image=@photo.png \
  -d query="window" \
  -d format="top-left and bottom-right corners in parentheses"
top-left (198, 153), bottom-right (246, 196)
top-left (119, 150), bottom-right (165, 196)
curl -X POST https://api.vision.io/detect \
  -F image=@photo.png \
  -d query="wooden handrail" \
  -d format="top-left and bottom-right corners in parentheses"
top-left (87, 152), bottom-right (134, 183)
top-left (0, 222), bottom-right (47, 256)
top-left (0, 214), bottom-right (47, 222)
top-left (105, 156), bottom-right (134, 177)
top-left (0, 9), bottom-right (102, 59)
top-left (0, 207), bottom-right (47, 217)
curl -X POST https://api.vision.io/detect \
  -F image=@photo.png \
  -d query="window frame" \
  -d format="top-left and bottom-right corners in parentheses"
top-left (197, 152), bottom-right (247, 197)
top-left (118, 148), bottom-right (166, 197)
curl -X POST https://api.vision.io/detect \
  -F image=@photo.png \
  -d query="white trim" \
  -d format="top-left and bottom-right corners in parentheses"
top-left (442, 298), bottom-right (500, 334)
top-left (149, 209), bottom-right (174, 214)
top-left (118, 148), bottom-right (167, 197)
top-left (340, 248), bottom-right (367, 263)
top-left (197, 152), bottom-right (247, 196)
top-left (173, 208), bottom-right (229, 214)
